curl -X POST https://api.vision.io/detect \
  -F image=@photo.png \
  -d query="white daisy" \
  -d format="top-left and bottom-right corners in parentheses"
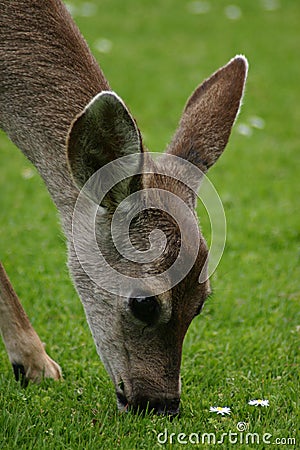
top-left (209, 406), bottom-right (231, 416)
top-left (94, 38), bottom-right (113, 54)
top-left (248, 399), bottom-right (269, 407)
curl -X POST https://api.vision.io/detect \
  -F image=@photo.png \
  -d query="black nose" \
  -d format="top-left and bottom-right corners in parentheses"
top-left (116, 392), bottom-right (180, 417)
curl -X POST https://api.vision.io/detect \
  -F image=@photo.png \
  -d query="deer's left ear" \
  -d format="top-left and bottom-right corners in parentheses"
top-left (167, 55), bottom-right (248, 176)
top-left (67, 91), bottom-right (143, 207)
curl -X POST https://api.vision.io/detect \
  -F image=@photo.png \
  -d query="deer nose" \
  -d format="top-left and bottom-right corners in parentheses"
top-left (116, 392), bottom-right (180, 417)
top-left (151, 397), bottom-right (180, 417)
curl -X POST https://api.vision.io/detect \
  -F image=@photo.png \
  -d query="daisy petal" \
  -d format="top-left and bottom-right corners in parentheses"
top-left (210, 406), bottom-right (231, 415)
top-left (248, 399), bottom-right (269, 407)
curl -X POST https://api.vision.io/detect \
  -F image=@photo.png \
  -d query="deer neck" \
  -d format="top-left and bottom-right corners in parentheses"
top-left (0, 0), bottom-right (110, 235)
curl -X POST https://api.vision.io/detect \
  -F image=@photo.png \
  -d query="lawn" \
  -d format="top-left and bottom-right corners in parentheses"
top-left (0, 0), bottom-right (299, 448)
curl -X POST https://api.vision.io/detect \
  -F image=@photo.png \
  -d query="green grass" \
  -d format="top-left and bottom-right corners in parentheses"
top-left (0, 0), bottom-right (299, 448)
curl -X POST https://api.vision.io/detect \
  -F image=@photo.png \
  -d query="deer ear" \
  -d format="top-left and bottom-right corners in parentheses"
top-left (67, 91), bottom-right (143, 208)
top-left (167, 55), bottom-right (248, 177)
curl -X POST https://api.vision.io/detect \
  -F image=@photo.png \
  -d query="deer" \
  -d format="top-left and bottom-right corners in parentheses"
top-left (0, 0), bottom-right (248, 416)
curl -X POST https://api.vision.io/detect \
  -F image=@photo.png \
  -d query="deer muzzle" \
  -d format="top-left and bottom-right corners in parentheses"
top-left (116, 391), bottom-right (180, 417)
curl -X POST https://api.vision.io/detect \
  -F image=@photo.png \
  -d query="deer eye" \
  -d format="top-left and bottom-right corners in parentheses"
top-left (129, 296), bottom-right (160, 325)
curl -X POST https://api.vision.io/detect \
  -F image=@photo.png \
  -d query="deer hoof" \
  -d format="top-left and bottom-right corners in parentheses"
top-left (11, 353), bottom-right (62, 387)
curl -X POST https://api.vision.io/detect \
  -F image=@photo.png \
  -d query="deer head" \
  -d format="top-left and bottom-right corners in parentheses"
top-left (66, 56), bottom-right (248, 415)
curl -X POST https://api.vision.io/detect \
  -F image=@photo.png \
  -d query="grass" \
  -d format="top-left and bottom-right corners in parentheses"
top-left (0, 0), bottom-right (299, 448)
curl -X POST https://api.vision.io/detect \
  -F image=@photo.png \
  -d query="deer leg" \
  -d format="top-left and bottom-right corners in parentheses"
top-left (0, 262), bottom-right (62, 386)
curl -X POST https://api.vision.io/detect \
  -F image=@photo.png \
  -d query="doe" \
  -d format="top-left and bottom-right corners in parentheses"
top-left (0, 0), bottom-right (247, 416)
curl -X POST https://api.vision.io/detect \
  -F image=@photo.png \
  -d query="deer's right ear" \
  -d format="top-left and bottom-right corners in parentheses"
top-left (67, 91), bottom-right (143, 206)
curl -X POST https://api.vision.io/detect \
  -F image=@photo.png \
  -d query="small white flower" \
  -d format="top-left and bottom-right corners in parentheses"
top-left (80, 2), bottom-right (97, 17)
top-left (65, 3), bottom-right (78, 17)
top-left (236, 123), bottom-right (253, 136)
top-left (224, 5), bottom-right (242, 20)
top-left (249, 115), bottom-right (265, 129)
top-left (94, 38), bottom-right (113, 54)
top-left (261, 0), bottom-right (280, 12)
top-left (187, 1), bottom-right (211, 15)
top-left (21, 167), bottom-right (35, 179)
top-left (210, 406), bottom-right (231, 416)
top-left (248, 399), bottom-right (269, 407)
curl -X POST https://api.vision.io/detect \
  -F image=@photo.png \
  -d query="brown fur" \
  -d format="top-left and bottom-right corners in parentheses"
top-left (0, 0), bottom-right (247, 415)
